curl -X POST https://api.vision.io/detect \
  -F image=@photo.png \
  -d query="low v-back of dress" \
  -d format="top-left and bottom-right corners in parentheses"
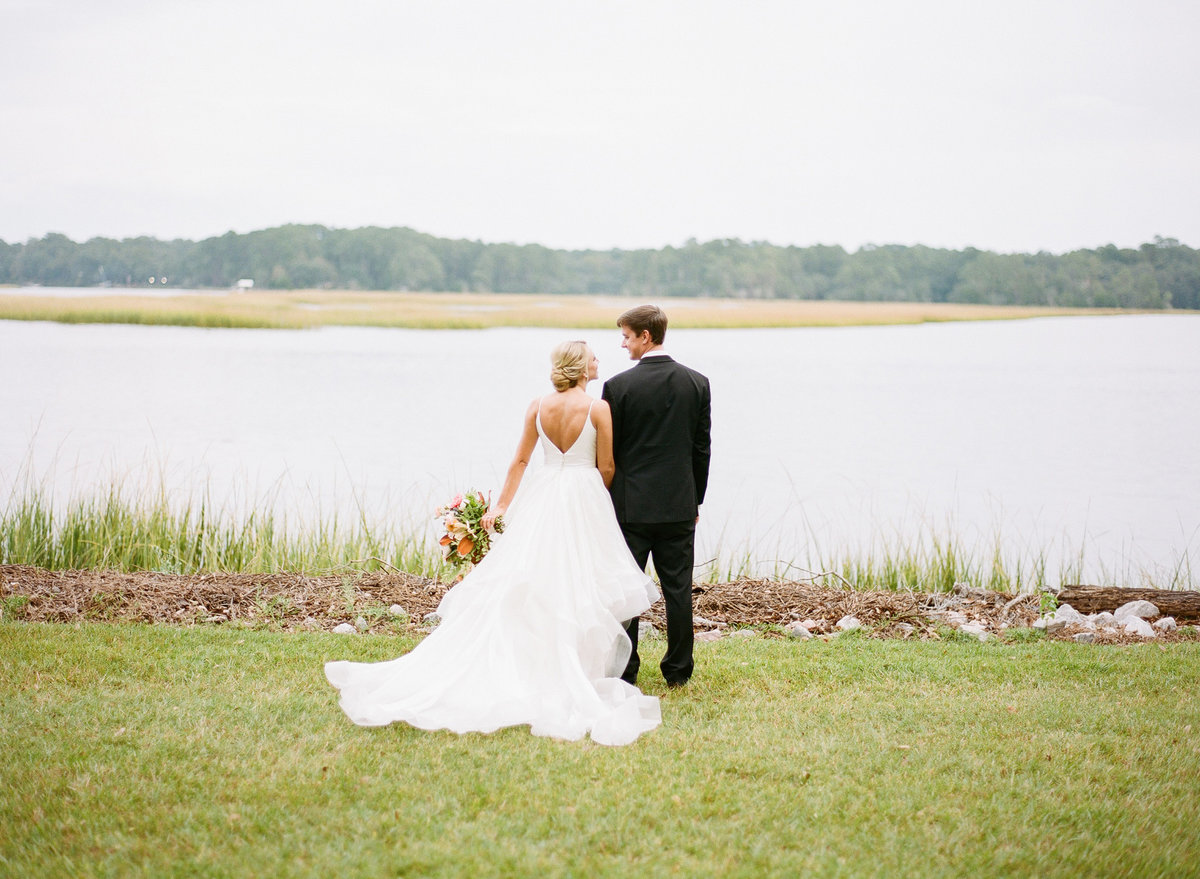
top-left (325, 395), bottom-right (661, 746)
top-left (536, 398), bottom-right (596, 459)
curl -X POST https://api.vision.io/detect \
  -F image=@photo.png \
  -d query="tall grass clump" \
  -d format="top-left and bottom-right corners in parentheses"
top-left (5, 483), bottom-right (1196, 590)
top-left (706, 519), bottom-right (1049, 593)
top-left (703, 519), bottom-right (1200, 593)
top-left (0, 485), bottom-right (446, 577)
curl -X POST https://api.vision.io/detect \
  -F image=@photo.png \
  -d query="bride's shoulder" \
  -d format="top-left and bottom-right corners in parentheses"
top-left (523, 397), bottom-right (542, 420)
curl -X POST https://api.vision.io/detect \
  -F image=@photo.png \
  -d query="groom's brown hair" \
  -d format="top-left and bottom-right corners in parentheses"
top-left (617, 305), bottom-right (667, 345)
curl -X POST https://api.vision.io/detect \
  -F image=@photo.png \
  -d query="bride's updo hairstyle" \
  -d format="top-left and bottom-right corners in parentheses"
top-left (550, 340), bottom-right (590, 391)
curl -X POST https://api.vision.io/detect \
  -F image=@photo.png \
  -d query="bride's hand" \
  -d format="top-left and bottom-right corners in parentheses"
top-left (482, 507), bottom-right (505, 532)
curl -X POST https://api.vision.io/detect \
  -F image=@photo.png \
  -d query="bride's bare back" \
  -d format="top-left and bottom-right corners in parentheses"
top-left (537, 390), bottom-right (595, 453)
top-left (482, 345), bottom-right (615, 532)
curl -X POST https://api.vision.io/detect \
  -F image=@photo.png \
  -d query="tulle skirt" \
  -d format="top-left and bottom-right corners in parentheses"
top-left (324, 462), bottom-right (661, 746)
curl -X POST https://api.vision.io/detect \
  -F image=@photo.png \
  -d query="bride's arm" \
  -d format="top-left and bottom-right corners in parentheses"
top-left (593, 400), bottom-right (616, 489)
top-left (481, 399), bottom-right (540, 530)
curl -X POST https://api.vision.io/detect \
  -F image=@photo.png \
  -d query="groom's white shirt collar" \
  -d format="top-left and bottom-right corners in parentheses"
top-left (640, 351), bottom-right (671, 359)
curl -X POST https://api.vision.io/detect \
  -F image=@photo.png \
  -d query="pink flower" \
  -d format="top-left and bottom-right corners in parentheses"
top-left (450, 493), bottom-right (464, 509)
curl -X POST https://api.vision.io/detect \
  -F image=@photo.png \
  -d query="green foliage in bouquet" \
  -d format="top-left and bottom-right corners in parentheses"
top-left (436, 490), bottom-right (503, 574)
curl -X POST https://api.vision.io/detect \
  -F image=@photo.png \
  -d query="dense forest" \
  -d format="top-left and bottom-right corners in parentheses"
top-left (1, 225), bottom-right (1197, 309)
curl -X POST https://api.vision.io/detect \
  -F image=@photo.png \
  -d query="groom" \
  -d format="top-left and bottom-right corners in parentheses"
top-left (602, 305), bottom-right (711, 688)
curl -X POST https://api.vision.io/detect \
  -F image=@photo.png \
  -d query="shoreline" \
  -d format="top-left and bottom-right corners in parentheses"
top-left (4, 564), bottom-right (1197, 644)
top-left (0, 289), bottom-right (1153, 330)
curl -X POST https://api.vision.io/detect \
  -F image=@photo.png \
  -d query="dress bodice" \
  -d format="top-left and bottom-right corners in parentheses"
top-left (536, 401), bottom-right (597, 469)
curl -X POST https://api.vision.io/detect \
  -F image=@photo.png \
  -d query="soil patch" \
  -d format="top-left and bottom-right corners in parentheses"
top-left (1, 565), bottom-right (1193, 644)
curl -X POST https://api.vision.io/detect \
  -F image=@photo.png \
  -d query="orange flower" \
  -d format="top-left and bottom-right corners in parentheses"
top-left (439, 535), bottom-right (452, 546)
top-left (457, 536), bottom-right (474, 557)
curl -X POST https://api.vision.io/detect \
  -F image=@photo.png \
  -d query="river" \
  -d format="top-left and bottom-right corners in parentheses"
top-left (2, 313), bottom-right (1197, 586)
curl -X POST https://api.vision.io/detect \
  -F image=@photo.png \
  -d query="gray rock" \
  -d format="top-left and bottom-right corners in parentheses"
top-left (638, 620), bottom-right (660, 640)
top-left (388, 604), bottom-right (408, 618)
top-left (942, 610), bottom-right (969, 627)
top-left (332, 623), bottom-right (357, 635)
top-left (1122, 616), bottom-right (1157, 638)
top-left (423, 611), bottom-right (442, 626)
top-left (1114, 600), bottom-right (1160, 622)
top-left (1073, 632), bottom-right (1096, 644)
top-left (799, 619), bottom-right (821, 631)
top-left (693, 615), bottom-right (726, 628)
top-left (354, 616), bottom-right (369, 631)
top-left (1038, 603), bottom-right (1089, 633)
top-left (1088, 611), bottom-right (1117, 627)
top-left (1044, 618), bottom-right (1070, 635)
top-left (784, 622), bottom-right (813, 640)
top-left (727, 629), bottom-right (756, 640)
top-left (1153, 616), bottom-right (1178, 633)
top-left (302, 616), bottom-right (318, 628)
top-left (895, 622), bottom-right (915, 635)
top-left (836, 615), bottom-right (862, 631)
top-left (695, 629), bottom-right (724, 643)
top-left (959, 622), bottom-right (990, 641)
top-left (1052, 603), bottom-right (1086, 624)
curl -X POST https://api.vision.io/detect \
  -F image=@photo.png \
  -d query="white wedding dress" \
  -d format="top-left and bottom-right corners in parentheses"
top-left (325, 401), bottom-right (662, 746)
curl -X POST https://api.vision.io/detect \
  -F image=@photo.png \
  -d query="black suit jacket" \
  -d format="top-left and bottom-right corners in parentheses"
top-left (601, 356), bottom-right (711, 524)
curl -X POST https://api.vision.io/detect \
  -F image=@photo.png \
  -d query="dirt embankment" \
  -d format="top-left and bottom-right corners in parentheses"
top-left (1, 565), bottom-right (1195, 643)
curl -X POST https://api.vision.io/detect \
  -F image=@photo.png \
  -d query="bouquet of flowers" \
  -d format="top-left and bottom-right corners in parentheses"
top-left (435, 490), bottom-right (504, 574)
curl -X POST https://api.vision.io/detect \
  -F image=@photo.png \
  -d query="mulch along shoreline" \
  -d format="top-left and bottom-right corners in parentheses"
top-left (0, 565), bottom-right (1194, 644)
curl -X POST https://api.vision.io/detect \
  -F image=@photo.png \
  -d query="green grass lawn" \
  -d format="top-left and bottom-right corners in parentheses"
top-left (3, 621), bottom-right (1198, 878)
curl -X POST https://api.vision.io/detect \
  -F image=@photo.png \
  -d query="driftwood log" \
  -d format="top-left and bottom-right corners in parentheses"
top-left (1058, 586), bottom-right (1200, 622)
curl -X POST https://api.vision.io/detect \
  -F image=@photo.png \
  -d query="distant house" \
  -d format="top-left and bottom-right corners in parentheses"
top-left (235, 279), bottom-right (254, 291)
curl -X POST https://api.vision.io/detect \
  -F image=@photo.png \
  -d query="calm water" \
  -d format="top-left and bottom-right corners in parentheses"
top-left (2, 315), bottom-right (1198, 585)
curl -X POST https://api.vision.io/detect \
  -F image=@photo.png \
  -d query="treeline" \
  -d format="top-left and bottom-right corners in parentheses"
top-left (2, 225), bottom-right (1197, 309)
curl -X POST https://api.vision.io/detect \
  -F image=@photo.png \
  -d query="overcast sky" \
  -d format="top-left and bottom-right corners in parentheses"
top-left (3, 0), bottom-right (1198, 253)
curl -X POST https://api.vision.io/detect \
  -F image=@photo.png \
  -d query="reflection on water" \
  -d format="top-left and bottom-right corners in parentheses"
top-left (2, 315), bottom-right (1198, 586)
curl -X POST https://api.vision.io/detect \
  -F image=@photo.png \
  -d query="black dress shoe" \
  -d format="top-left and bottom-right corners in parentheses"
top-left (666, 680), bottom-right (689, 689)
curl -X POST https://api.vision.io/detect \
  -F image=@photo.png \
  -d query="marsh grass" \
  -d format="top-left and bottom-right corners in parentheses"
top-left (709, 508), bottom-right (1198, 592)
top-left (1, 485), bottom-right (444, 579)
top-left (5, 485), bottom-right (1196, 591)
top-left (710, 530), bottom-right (1062, 594)
top-left (2, 621), bottom-right (1199, 877)
top-left (0, 290), bottom-right (1128, 331)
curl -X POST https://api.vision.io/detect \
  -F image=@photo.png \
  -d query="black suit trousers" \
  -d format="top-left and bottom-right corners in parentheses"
top-left (618, 519), bottom-right (695, 686)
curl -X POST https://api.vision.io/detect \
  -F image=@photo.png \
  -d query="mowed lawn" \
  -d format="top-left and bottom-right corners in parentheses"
top-left (2, 621), bottom-right (1198, 878)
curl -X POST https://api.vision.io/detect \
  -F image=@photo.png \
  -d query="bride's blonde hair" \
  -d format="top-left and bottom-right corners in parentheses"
top-left (550, 340), bottom-right (590, 391)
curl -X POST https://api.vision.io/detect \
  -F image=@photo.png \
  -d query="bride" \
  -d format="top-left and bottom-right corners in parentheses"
top-left (325, 340), bottom-right (662, 746)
